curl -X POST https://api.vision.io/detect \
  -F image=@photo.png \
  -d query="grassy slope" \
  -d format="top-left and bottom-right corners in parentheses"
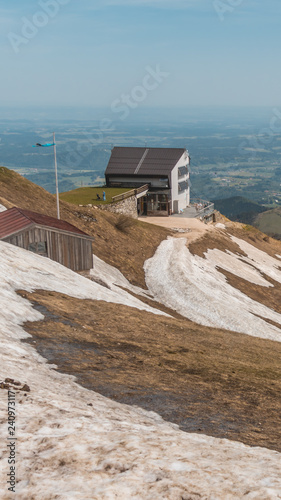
top-left (60, 186), bottom-right (132, 206)
top-left (213, 196), bottom-right (267, 224)
top-left (213, 195), bottom-right (281, 238)
top-left (0, 166), bottom-right (169, 287)
top-left (254, 207), bottom-right (281, 239)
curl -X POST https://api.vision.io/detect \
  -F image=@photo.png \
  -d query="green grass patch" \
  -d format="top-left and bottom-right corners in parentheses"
top-left (255, 209), bottom-right (281, 237)
top-left (242, 224), bottom-right (255, 231)
top-left (60, 186), bottom-right (133, 206)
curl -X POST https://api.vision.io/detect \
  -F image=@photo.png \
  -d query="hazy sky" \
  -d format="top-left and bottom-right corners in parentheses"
top-left (1, 0), bottom-right (281, 109)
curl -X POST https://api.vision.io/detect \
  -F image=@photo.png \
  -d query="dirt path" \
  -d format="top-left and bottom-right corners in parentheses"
top-left (138, 216), bottom-right (215, 244)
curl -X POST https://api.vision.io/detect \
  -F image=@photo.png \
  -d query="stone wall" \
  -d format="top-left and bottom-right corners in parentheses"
top-left (99, 195), bottom-right (138, 218)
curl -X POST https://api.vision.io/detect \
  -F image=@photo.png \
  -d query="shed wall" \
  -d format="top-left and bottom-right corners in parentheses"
top-left (4, 227), bottom-right (93, 271)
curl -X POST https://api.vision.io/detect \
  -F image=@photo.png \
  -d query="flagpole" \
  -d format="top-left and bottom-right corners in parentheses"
top-left (53, 132), bottom-right (60, 220)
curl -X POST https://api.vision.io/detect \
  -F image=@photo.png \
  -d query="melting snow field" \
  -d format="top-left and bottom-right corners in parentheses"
top-left (0, 240), bottom-right (281, 499)
top-left (145, 236), bottom-right (281, 342)
top-left (90, 254), bottom-right (155, 301)
top-left (0, 241), bottom-right (166, 318)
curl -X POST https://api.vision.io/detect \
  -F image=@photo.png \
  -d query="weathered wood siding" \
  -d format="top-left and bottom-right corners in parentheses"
top-left (4, 227), bottom-right (93, 271)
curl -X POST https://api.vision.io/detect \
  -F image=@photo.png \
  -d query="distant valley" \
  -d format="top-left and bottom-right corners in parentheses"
top-left (1, 106), bottom-right (281, 208)
top-left (213, 196), bottom-right (281, 239)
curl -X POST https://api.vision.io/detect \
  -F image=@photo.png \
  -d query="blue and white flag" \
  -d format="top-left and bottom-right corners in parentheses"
top-left (32, 142), bottom-right (55, 147)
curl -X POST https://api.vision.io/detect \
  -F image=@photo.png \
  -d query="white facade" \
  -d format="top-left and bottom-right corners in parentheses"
top-left (170, 150), bottom-right (190, 213)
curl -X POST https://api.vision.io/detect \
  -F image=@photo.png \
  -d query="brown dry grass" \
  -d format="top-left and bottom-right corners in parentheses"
top-left (189, 223), bottom-right (281, 315)
top-left (81, 210), bottom-right (169, 288)
top-left (20, 289), bottom-right (281, 453)
top-left (226, 221), bottom-right (281, 258)
top-left (218, 268), bottom-right (281, 317)
top-left (189, 231), bottom-right (248, 258)
top-left (189, 221), bottom-right (281, 260)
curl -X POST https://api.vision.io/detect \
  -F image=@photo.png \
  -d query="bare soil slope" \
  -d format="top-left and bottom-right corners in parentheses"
top-left (21, 289), bottom-right (281, 453)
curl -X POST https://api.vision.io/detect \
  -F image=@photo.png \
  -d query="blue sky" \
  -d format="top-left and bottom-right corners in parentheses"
top-left (1, 0), bottom-right (281, 109)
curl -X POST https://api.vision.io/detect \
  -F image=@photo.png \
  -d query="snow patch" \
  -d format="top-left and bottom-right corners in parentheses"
top-left (215, 223), bottom-right (225, 229)
top-left (0, 241), bottom-right (167, 317)
top-left (0, 241), bottom-right (281, 498)
top-left (230, 235), bottom-right (281, 285)
top-left (0, 203), bottom-right (7, 212)
top-left (90, 254), bottom-right (153, 299)
top-left (144, 236), bottom-right (281, 341)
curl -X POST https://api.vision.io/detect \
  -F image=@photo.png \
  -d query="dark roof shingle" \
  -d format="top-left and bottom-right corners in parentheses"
top-left (105, 147), bottom-right (186, 176)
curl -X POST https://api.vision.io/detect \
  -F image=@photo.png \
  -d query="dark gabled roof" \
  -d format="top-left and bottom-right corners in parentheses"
top-left (105, 147), bottom-right (186, 177)
top-left (0, 207), bottom-right (91, 239)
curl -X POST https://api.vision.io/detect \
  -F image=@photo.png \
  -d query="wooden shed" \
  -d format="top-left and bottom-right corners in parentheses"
top-left (0, 207), bottom-right (94, 271)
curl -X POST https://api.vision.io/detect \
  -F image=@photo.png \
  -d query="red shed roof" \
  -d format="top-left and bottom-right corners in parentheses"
top-left (0, 207), bottom-right (91, 239)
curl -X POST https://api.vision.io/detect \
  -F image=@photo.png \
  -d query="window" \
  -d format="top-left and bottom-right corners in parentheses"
top-left (178, 166), bottom-right (188, 178)
top-left (178, 181), bottom-right (188, 194)
top-left (28, 241), bottom-right (47, 255)
top-left (28, 243), bottom-right (37, 253)
top-left (37, 242), bottom-right (47, 254)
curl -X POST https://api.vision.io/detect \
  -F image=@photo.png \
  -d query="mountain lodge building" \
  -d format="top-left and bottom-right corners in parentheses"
top-left (105, 147), bottom-right (190, 216)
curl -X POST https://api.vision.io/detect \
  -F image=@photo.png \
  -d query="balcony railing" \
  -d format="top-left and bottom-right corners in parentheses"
top-left (111, 184), bottom-right (149, 203)
top-left (190, 197), bottom-right (214, 218)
